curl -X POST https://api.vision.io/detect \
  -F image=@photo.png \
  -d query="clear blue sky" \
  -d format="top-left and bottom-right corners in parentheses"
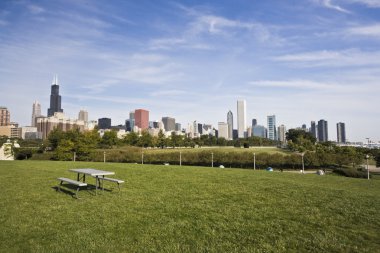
top-left (1, 0), bottom-right (379, 142)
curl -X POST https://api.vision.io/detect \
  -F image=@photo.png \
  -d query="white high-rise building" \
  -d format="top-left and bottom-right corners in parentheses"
top-left (227, 110), bottom-right (233, 140)
top-left (237, 100), bottom-right (247, 138)
top-left (31, 101), bottom-right (41, 127)
top-left (218, 122), bottom-right (229, 139)
top-left (278, 124), bottom-right (286, 143)
top-left (78, 109), bottom-right (89, 129)
top-left (78, 110), bottom-right (88, 122)
top-left (267, 115), bottom-right (277, 140)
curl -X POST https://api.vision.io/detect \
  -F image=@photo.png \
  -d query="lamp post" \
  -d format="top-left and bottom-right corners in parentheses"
top-left (211, 152), bottom-right (214, 168)
top-left (103, 151), bottom-right (106, 163)
top-left (366, 154), bottom-right (370, 180)
top-left (180, 151), bottom-right (182, 166)
top-left (301, 153), bottom-right (305, 174)
top-left (254, 153), bottom-right (256, 170)
top-left (73, 152), bottom-right (76, 162)
top-left (142, 152), bottom-right (144, 165)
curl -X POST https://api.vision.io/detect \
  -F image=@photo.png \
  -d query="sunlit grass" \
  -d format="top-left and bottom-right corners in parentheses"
top-left (1, 160), bottom-right (379, 252)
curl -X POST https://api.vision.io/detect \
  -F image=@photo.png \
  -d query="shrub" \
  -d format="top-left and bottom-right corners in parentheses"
top-left (333, 168), bottom-right (371, 179)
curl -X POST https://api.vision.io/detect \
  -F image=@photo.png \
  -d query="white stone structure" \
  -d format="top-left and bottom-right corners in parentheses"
top-left (237, 100), bottom-right (247, 138)
top-left (218, 122), bottom-right (229, 139)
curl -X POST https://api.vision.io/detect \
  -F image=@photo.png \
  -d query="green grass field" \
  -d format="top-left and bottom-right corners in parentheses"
top-left (1, 161), bottom-right (379, 253)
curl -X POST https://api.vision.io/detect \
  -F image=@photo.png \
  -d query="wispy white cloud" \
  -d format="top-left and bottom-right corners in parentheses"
top-left (150, 5), bottom-right (285, 51)
top-left (346, 0), bottom-right (380, 7)
top-left (27, 4), bottom-right (45, 14)
top-left (248, 79), bottom-right (346, 90)
top-left (273, 49), bottom-right (380, 67)
top-left (118, 63), bottom-right (184, 85)
top-left (149, 37), bottom-right (212, 50)
top-left (313, 0), bottom-right (351, 13)
top-left (347, 23), bottom-right (380, 37)
top-left (150, 89), bottom-right (187, 97)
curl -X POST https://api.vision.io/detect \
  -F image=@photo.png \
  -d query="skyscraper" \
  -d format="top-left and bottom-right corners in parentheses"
top-left (162, 117), bottom-right (175, 132)
top-left (227, 110), bottom-right (233, 140)
top-left (252, 125), bottom-right (266, 138)
top-left (218, 122), bottom-right (229, 139)
top-left (47, 75), bottom-right (63, 117)
top-left (267, 115), bottom-right (277, 140)
top-left (98, 118), bottom-right (111, 129)
top-left (252, 119), bottom-right (257, 127)
top-left (78, 110), bottom-right (88, 129)
top-left (31, 101), bottom-right (41, 127)
top-left (337, 122), bottom-right (346, 143)
top-left (129, 111), bottom-right (135, 131)
top-left (78, 110), bottom-right (88, 122)
top-left (0, 106), bottom-right (10, 126)
top-left (125, 119), bottom-right (131, 131)
top-left (237, 100), bottom-right (246, 138)
top-left (198, 123), bottom-right (203, 135)
top-left (310, 121), bottom-right (317, 139)
top-left (135, 109), bottom-right (149, 130)
top-left (278, 124), bottom-right (286, 143)
top-left (317, 119), bottom-right (328, 142)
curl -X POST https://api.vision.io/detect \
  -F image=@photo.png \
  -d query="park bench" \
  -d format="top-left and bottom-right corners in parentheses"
top-left (57, 177), bottom-right (87, 198)
top-left (94, 176), bottom-right (124, 192)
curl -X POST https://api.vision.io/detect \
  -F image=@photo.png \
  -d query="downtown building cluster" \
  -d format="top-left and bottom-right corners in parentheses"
top-left (0, 75), bottom-right (363, 146)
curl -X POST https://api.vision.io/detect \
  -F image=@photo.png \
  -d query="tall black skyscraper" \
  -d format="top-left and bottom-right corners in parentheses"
top-left (317, 119), bottom-right (328, 142)
top-left (310, 121), bottom-right (317, 139)
top-left (98, 118), bottom-right (111, 129)
top-left (337, 122), bottom-right (346, 143)
top-left (47, 75), bottom-right (63, 117)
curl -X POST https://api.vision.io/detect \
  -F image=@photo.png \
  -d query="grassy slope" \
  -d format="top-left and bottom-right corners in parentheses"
top-left (0, 161), bottom-right (379, 253)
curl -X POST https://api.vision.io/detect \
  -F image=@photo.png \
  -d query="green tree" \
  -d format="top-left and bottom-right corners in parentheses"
top-left (124, 132), bottom-right (139, 146)
top-left (286, 129), bottom-right (316, 151)
top-left (47, 128), bottom-right (64, 150)
top-left (54, 139), bottom-right (75, 161)
top-left (157, 130), bottom-right (166, 148)
top-left (100, 131), bottom-right (118, 148)
top-left (170, 132), bottom-right (183, 148)
top-left (138, 130), bottom-right (152, 148)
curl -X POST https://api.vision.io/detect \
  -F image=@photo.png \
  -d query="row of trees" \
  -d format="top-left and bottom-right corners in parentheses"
top-left (47, 128), bottom-right (278, 151)
top-left (3, 126), bottom-right (379, 170)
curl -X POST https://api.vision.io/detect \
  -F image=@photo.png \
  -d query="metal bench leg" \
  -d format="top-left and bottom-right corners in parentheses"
top-left (117, 183), bottom-right (121, 192)
top-left (58, 180), bottom-right (63, 192)
top-left (76, 187), bottom-right (80, 199)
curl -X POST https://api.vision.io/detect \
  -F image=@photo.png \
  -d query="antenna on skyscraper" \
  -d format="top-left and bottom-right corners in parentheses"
top-left (52, 74), bottom-right (58, 85)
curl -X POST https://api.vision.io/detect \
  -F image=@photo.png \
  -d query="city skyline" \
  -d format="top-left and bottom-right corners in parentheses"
top-left (1, 1), bottom-right (379, 142)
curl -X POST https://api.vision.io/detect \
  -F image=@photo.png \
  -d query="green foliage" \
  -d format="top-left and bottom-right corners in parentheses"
top-left (333, 168), bottom-right (371, 179)
top-left (13, 147), bottom-right (35, 160)
top-left (54, 139), bottom-right (74, 161)
top-left (156, 130), bottom-right (166, 148)
top-left (137, 130), bottom-right (152, 148)
top-left (100, 130), bottom-right (118, 148)
top-left (286, 129), bottom-right (316, 152)
top-left (123, 131), bottom-right (139, 146)
top-left (47, 128), bottom-right (64, 150)
top-left (371, 149), bottom-right (380, 167)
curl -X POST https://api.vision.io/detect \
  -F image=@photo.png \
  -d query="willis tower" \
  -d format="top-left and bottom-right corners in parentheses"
top-left (47, 75), bottom-right (63, 117)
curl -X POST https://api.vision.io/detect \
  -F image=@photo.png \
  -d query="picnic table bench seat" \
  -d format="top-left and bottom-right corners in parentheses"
top-left (57, 177), bottom-right (87, 198)
top-left (93, 176), bottom-right (124, 191)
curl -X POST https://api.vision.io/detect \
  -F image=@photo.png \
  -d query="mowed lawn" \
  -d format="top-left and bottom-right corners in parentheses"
top-left (0, 161), bottom-right (379, 253)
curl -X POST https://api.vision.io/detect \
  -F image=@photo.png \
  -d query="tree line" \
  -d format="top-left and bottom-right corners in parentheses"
top-left (4, 127), bottom-right (379, 171)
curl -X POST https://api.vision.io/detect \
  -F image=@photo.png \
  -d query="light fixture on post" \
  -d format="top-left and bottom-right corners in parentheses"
top-left (366, 154), bottom-right (370, 180)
